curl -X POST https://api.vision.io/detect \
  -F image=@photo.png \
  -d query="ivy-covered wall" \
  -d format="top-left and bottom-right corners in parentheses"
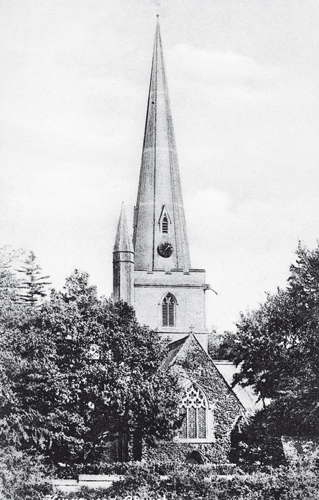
top-left (144, 335), bottom-right (244, 463)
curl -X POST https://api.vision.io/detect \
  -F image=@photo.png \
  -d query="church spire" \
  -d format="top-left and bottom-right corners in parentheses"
top-left (133, 20), bottom-right (191, 272)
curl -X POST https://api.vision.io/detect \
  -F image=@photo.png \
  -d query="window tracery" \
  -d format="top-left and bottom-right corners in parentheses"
top-left (162, 293), bottom-right (176, 326)
top-left (180, 384), bottom-right (207, 440)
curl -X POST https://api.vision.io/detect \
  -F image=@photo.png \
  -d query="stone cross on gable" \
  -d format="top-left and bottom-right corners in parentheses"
top-left (189, 325), bottom-right (195, 334)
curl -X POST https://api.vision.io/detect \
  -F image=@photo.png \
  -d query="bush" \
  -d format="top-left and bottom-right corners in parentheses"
top-left (55, 459), bottom-right (240, 479)
top-left (0, 447), bottom-right (52, 500)
top-left (53, 464), bottom-right (319, 500)
top-left (230, 410), bottom-right (286, 467)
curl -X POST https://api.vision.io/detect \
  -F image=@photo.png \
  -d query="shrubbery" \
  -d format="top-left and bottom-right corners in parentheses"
top-left (55, 460), bottom-right (238, 479)
top-left (48, 463), bottom-right (319, 500)
top-left (109, 465), bottom-right (318, 500)
top-left (0, 446), bottom-right (52, 500)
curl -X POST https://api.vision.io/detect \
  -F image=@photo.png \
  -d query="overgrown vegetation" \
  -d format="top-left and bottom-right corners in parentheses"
top-left (0, 248), bottom-right (180, 477)
top-left (3, 242), bottom-right (319, 497)
top-left (42, 463), bottom-right (319, 499)
top-left (0, 446), bottom-right (51, 500)
top-left (224, 242), bottom-right (319, 454)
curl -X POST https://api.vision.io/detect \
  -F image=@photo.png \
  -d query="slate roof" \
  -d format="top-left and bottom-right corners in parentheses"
top-left (161, 334), bottom-right (190, 371)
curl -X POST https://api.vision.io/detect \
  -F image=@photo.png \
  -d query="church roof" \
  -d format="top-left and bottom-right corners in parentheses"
top-left (133, 20), bottom-right (191, 271)
top-left (113, 202), bottom-right (133, 253)
top-left (214, 361), bottom-right (262, 414)
top-left (163, 334), bottom-right (260, 414)
top-left (161, 334), bottom-right (190, 370)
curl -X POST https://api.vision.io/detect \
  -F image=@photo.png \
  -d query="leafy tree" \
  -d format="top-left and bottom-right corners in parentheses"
top-left (17, 251), bottom-right (50, 306)
top-left (230, 411), bottom-right (286, 466)
top-left (0, 269), bottom-right (180, 465)
top-left (208, 330), bottom-right (237, 359)
top-left (231, 242), bottom-right (319, 438)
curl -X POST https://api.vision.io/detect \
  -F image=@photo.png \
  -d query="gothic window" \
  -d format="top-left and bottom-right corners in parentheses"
top-left (180, 384), bottom-right (207, 440)
top-left (162, 214), bottom-right (168, 233)
top-left (162, 293), bottom-right (176, 327)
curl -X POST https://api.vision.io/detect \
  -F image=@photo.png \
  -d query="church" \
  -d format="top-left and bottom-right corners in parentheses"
top-left (112, 19), bottom-right (245, 463)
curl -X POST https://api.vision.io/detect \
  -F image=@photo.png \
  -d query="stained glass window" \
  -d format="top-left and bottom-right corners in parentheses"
top-left (180, 384), bottom-right (207, 440)
top-left (198, 407), bottom-right (206, 438)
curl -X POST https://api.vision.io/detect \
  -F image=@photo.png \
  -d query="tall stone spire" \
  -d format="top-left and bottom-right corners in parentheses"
top-left (113, 19), bottom-right (208, 349)
top-left (133, 19), bottom-right (191, 272)
top-left (113, 203), bottom-right (134, 305)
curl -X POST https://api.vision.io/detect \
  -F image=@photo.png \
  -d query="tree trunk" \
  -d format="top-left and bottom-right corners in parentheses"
top-left (133, 429), bottom-right (143, 461)
top-left (118, 432), bottom-right (129, 462)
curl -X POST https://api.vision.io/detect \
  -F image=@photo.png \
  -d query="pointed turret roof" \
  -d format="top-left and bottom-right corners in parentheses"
top-left (113, 202), bottom-right (133, 253)
top-left (133, 20), bottom-right (191, 271)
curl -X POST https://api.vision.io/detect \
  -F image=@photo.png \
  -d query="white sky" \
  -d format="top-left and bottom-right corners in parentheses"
top-left (1, 0), bottom-right (319, 333)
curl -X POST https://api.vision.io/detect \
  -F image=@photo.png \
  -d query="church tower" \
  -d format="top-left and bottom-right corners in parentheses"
top-left (111, 21), bottom-right (249, 461)
top-left (114, 19), bottom-right (208, 349)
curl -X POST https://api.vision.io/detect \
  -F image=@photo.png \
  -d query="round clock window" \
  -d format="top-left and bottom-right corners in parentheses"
top-left (157, 242), bottom-right (174, 258)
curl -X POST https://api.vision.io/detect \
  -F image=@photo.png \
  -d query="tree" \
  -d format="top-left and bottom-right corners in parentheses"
top-left (17, 251), bottom-right (50, 306)
top-left (0, 269), bottom-right (180, 465)
top-left (231, 242), bottom-right (319, 438)
top-left (208, 330), bottom-right (237, 360)
top-left (0, 246), bottom-right (24, 316)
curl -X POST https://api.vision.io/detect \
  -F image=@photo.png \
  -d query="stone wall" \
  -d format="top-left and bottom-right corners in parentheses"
top-left (134, 269), bottom-right (206, 336)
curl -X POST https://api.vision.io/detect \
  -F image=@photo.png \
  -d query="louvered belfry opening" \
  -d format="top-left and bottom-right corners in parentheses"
top-left (162, 293), bottom-right (176, 326)
top-left (162, 214), bottom-right (169, 234)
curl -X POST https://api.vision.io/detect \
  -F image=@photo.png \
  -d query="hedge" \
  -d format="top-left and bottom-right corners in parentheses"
top-left (55, 460), bottom-right (239, 479)
top-left (49, 464), bottom-right (319, 500)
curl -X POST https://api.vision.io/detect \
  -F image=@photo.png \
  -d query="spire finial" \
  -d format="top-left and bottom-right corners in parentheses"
top-left (155, 0), bottom-right (160, 18)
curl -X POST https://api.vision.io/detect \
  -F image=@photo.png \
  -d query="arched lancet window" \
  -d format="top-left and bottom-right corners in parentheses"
top-left (162, 214), bottom-right (169, 233)
top-left (180, 384), bottom-right (207, 440)
top-left (162, 293), bottom-right (176, 327)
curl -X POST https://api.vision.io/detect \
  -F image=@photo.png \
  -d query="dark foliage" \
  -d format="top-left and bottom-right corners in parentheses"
top-left (0, 446), bottom-right (52, 500)
top-left (208, 330), bottom-right (237, 359)
top-left (0, 268), bottom-right (180, 466)
top-left (17, 251), bottom-right (51, 306)
top-left (229, 242), bottom-right (319, 439)
top-left (230, 411), bottom-right (286, 466)
top-left (49, 463), bottom-right (319, 500)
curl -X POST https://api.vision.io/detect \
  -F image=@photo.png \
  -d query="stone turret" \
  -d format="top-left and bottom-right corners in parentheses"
top-left (113, 203), bottom-right (134, 305)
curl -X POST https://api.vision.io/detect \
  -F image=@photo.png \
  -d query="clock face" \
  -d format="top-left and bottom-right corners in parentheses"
top-left (157, 242), bottom-right (174, 258)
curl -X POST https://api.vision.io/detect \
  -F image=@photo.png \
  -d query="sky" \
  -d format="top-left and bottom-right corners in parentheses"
top-left (1, 0), bottom-right (319, 333)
